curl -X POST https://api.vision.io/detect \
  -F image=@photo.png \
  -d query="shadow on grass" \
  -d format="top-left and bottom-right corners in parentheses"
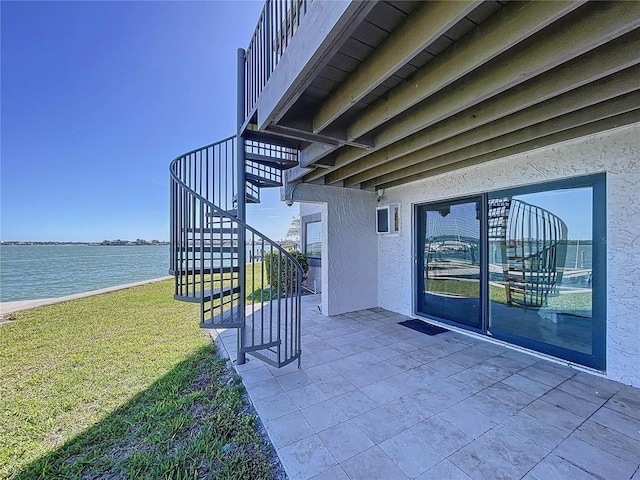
top-left (15, 344), bottom-right (274, 480)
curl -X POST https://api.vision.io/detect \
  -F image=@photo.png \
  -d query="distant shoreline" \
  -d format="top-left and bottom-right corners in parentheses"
top-left (0, 276), bottom-right (173, 320)
top-left (1, 241), bottom-right (169, 246)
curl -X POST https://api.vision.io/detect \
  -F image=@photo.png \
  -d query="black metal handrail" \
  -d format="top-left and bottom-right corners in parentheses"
top-left (244, 0), bottom-right (311, 121)
top-left (169, 135), bottom-right (303, 367)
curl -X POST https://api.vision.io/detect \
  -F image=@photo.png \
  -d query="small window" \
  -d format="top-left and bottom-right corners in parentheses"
top-left (304, 221), bottom-right (321, 258)
top-left (377, 203), bottom-right (400, 234)
top-left (377, 207), bottom-right (389, 233)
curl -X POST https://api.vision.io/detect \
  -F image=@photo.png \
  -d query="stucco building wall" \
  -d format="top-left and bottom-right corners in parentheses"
top-left (293, 185), bottom-right (378, 316)
top-left (377, 123), bottom-right (640, 385)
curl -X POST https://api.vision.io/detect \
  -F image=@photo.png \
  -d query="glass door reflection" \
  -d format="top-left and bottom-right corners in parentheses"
top-left (417, 199), bottom-right (482, 329)
top-left (488, 187), bottom-right (595, 356)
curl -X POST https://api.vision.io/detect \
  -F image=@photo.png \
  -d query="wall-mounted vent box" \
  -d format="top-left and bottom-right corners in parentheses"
top-left (376, 203), bottom-right (400, 234)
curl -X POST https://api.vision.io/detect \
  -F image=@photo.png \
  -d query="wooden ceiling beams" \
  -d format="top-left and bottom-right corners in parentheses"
top-left (267, 0), bottom-right (640, 190)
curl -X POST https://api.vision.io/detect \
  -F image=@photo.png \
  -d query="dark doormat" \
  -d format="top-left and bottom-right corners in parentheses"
top-left (398, 319), bottom-right (449, 336)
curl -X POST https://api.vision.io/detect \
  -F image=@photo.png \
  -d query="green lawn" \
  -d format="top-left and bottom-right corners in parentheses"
top-left (0, 279), bottom-right (275, 479)
top-left (428, 278), bottom-right (591, 313)
top-left (181, 261), bottom-right (297, 303)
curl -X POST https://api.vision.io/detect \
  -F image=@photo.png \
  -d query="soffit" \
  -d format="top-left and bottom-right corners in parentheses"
top-left (266, 1), bottom-right (640, 190)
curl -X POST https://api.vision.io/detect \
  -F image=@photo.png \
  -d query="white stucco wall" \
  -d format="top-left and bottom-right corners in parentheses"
top-left (378, 123), bottom-right (640, 386)
top-left (300, 202), bottom-right (322, 217)
top-left (292, 184), bottom-right (378, 316)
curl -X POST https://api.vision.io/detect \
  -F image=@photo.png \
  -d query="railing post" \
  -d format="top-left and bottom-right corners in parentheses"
top-left (169, 165), bottom-right (175, 275)
top-left (236, 47), bottom-right (247, 365)
top-left (265, 0), bottom-right (272, 82)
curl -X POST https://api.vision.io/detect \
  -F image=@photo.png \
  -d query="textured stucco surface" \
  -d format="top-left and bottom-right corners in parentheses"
top-left (293, 184), bottom-right (378, 315)
top-left (299, 202), bottom-right (321, 219)
top-left (378, 123), bottom-right (640, 386)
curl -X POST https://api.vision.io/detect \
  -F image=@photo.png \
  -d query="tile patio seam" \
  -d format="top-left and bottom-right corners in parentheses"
top-left (217, 299), bottom-right (640, 480)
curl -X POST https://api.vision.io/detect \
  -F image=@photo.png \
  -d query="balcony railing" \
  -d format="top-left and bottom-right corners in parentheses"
top-left (244, 0), bottom-right (311, 122)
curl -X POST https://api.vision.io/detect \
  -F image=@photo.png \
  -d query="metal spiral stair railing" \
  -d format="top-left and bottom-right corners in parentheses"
top-left (489, 197), bottom-right (568, 309)
top-left (169, 135), bottom-right (303, 368)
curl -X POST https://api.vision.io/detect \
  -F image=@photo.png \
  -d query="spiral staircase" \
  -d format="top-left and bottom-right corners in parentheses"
top-left (169, 132), bottom-right (303, 368)
top-left (488, 197), bottom-right (568, 309)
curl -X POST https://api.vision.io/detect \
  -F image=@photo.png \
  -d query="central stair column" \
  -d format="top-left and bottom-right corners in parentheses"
top-left (236, 47), bottom-right (247, 365)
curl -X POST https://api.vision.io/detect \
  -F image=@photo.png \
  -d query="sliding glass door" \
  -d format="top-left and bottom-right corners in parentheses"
top-left (416, 198), bottom-right (483, 330)
top-left (487, 184), bottom-right (605, 368)
top-left (415, 175), bottom-right (605, 370)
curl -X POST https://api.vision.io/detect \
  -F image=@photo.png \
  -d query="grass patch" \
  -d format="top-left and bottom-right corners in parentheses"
top-left (429, 279), bottom-right (591, 312)
top-left (247, 287), bottom-right (275, 302)
top-left (178, 262), bottom-right (266, 301)
top-left (0, 279), bottom-right (275, 479)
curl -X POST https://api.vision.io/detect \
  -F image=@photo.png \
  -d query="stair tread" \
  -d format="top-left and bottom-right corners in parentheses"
top-left (175, 245), bottom-right (238, 253)
top-left (245, 151), bottom-right (297, 168)
top-left (207, 209), bottom-right (238, 218)
top-left (201, 307), bottom-right (243, 329)
top-left (232, 192), bottom-right (260, 205)
top-left (244, 130), bottom-right (301, 151)
top-left (175, 284), bottom-right (241, 303)
top-left (179, 285), bottom-right (240, 296)
top-left (172, 265), bottom-right (240, 276)
top-left (245, 173), bottom-right (282, 188)
top-left (184, 227), bottom-right (238, 234)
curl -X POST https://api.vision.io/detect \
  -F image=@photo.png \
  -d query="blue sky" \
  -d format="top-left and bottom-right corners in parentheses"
top-left (1, 0), bottom-right (297, 242)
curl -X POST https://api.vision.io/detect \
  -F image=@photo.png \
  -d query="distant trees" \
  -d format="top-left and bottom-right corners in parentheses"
top-left (286, 216), bottom-right (300, 241)
top-left (99, 239), bottom-right (168, 245)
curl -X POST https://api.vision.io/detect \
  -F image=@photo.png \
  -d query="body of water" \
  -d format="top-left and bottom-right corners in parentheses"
top-left (0, 245), bottom-right (170, 303)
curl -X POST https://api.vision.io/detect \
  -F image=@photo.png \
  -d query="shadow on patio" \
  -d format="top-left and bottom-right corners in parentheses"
top-left (217, 295), bottom-right (640, 480)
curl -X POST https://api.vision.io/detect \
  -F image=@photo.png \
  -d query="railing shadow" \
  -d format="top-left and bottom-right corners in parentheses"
top-left (14, 344), bottom-right (275, 480)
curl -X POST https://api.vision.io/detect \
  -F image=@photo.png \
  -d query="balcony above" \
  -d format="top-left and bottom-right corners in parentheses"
top-left (243, 0), bottom-right (381, 142)
top-left (242, 0), bottom-right (640, 192)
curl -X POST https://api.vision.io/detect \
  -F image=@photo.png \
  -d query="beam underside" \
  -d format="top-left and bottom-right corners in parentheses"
top-left (300, 2), bottom-right (640, 185)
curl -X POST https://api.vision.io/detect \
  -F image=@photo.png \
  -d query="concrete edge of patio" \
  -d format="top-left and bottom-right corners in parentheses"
top-left (0, 276), bottom-right (173, 320)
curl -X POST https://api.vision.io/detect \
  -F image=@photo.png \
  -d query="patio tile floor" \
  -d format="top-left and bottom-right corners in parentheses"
top-left (216, 296), bottom-right (640, 480)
